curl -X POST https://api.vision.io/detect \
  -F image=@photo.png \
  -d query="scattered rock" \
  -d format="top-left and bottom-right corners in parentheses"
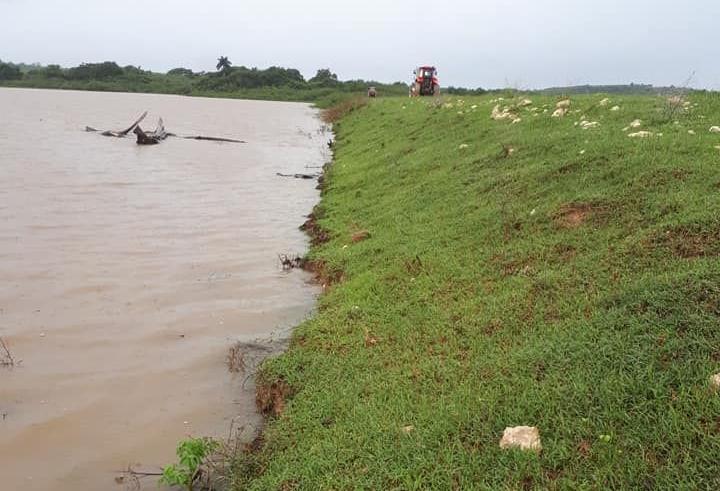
top-left (519, 99), bottom-right (533, 107)
top-left (579, 120), bottom-right (599, 130)
top-left (599, 98), bottom-right (611, 106)
top-left (402, 425), bottom-right (415, 433)
top-left (628, 131), bottom-right (654, 138)
top-left (499, 426), bottom-right (542, 452)
top-left (610, 106), bottom-right (621, 111)
top-left (688, 130), bottom-right (696, 135)
top-left (711, 373), bottom-right (720, 390)
top-left (458, 144), bottom-right (469, 150)
top-left (551, 99), bottom-right (571, 118)
top-left (491, 105), bottom-right (515, 121)
top-left (710, 126), bottom-right (720, 133)
top-left (630, 119), bottom-right (642, 128)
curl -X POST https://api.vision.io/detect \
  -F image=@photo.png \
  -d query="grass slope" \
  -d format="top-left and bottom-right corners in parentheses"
top-left (234, 94), bottom-right (720, 490)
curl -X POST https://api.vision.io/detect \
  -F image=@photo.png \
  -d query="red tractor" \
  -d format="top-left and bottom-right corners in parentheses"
top-left (410, 66), bottom-right (440, 97)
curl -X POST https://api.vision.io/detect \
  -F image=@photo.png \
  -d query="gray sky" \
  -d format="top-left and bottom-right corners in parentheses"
top-left (2, 0), bottom-right (718, 89)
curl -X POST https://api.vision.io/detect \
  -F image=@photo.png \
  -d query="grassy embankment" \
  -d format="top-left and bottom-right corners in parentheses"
top-left (232, 93), bottom-right (720, 489)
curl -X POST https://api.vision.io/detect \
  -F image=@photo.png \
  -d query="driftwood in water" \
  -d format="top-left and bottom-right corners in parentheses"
top-left (276, 172), bottom-right (319, 179)
top-left (180, 135), bottom-right (246, 143)
top-left (86, 111), bottom-right (148, 137)
top-left (88, 112), bottom-right (245, 145)
top-left (134, 118), bottom-right (168, 145)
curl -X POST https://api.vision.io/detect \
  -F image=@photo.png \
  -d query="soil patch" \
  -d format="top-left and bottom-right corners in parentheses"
top-left (653, 223), bottom-right (720, 258)
top-left (300, 211), bottom-right (330, 246)
top-left (555, 202), bottom-right (609, 229)
top-left (255, 378), bottom-right (292, 418)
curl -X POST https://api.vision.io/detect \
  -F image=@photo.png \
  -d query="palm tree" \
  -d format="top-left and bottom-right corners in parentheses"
top-left (216, 56), bottom-right (232, 74)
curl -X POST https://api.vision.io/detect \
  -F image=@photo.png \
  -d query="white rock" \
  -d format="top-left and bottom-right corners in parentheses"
top-left (491, 104), bottom-right (512, 121)
top-left (552, 107), bottom-right (568, 118)
top-left (628, 131), bottom-right (654, 138)
top-left (630, 119), bottom-right (642, 128)
top-left (556, 99), bottom-right (571, 109)
top-left (688, 130), bottom-right (696, 135)
top-left (710, 126), bottom-right (720, 133)
top-left (711, 373), bottom-right (720, 390)
top-left (499, 426), bottom-right (542, 452)
top-left (610, 106), bottom-right (621, 111)
top-left (458, 144), bottom-right (469, 150)
top-left (580, 121), bottom-right (600, 130)
top-left (519, 98), bottom-right (533, 107)
top-left (599, 98), bottom-right (611, 106)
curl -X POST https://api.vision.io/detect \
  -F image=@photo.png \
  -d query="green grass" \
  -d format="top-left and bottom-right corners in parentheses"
top-left (232, 93), bottom-right (720, 490)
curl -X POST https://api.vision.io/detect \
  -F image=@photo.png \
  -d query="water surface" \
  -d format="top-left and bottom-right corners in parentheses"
top-left (0, 88), bottom-right (326, 490)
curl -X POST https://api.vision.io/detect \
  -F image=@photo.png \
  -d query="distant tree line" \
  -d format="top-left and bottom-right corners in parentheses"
top-left (0, 58), bottom-right (409, 100)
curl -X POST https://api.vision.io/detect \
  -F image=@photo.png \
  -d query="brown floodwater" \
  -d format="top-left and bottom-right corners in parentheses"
top-left (0, 88), bottom-right (326, 490)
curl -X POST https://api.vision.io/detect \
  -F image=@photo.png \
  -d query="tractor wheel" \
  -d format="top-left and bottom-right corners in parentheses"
top-left (432, 84), bottom-right (441, 96)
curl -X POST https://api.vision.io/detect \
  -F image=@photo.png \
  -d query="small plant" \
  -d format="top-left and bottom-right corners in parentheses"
top-left (226, 342), bottom-right (246, 373)
top-left (160, 437), bottom-right (218, 491)
top-left (0, 337), bottom-right (14, 367)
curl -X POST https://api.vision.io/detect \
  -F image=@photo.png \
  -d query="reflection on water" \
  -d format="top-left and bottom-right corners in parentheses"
top-left (0, 88), bottom-right (326, 490)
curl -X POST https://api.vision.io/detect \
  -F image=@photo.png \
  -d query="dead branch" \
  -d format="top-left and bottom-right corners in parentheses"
top-left (134, 118), bottom-right (168, 145)
top-left (118, 111), bottom-right (149, 136)
top-left (86, 111), bottom-right (148, 137)
top-left (88, 113), bottom-right (246, 145)
top-left (226, 342), bottom-right (247, 373)
top-left (276, 172), bottom-right (319, 179)
top-left (180, 135), bottom-right (246, 143)
top-left (0, 337), bottom-right (14, 367)
top-left (278, 253), bottom-right (305, 270)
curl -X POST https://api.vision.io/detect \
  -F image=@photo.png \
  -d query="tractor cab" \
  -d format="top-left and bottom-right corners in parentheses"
top-left (410, 66), bottom-right (440, 97)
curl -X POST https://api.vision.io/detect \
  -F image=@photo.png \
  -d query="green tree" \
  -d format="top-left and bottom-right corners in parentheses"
top-left (0, 61), bottom-right (22, 80)
top-left (167, 67), bottom-right (194, 77)
top-left (67, 61), bottom-right (123, 80)
top-left (216, 56), bottom-right (232, 74)
top-left (310, 68), bottom-right (339, 86)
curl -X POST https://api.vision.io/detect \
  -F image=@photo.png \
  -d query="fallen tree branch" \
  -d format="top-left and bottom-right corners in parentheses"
top-left (134, 118), bottom-right (168, 145)
top-left (179, 135), bottom-right (246, 143)
top-left (276, 172), bottom-right (319, 179)
top-left (87, 113), bottom-right (246, 145)
top-left (86, 111), bottom-right (148, 137)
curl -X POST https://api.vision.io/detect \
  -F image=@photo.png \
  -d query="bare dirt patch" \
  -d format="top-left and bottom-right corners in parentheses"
top-left (653, 223), bottom-right (720, 258)
top-left (300, 211), bottom-right (330, 246)
top-left (321, 97), bottom-right (369, 124)
top-left (256, 378), bottom-right (292, 418)
top-left (351, 229), bottom-right (371, 243)
top-left (301, 259), bottom-right (345, 287)
top-left (554, 202), bottom-right (609, 229)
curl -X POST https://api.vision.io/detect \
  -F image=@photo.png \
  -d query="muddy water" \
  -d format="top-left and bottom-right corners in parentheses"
top-left (0, 88), bottom-right (326, 490)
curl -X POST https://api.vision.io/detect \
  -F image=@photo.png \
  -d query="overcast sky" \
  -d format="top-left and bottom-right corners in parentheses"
top-left (2, 0), bottom-right (718, 89)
